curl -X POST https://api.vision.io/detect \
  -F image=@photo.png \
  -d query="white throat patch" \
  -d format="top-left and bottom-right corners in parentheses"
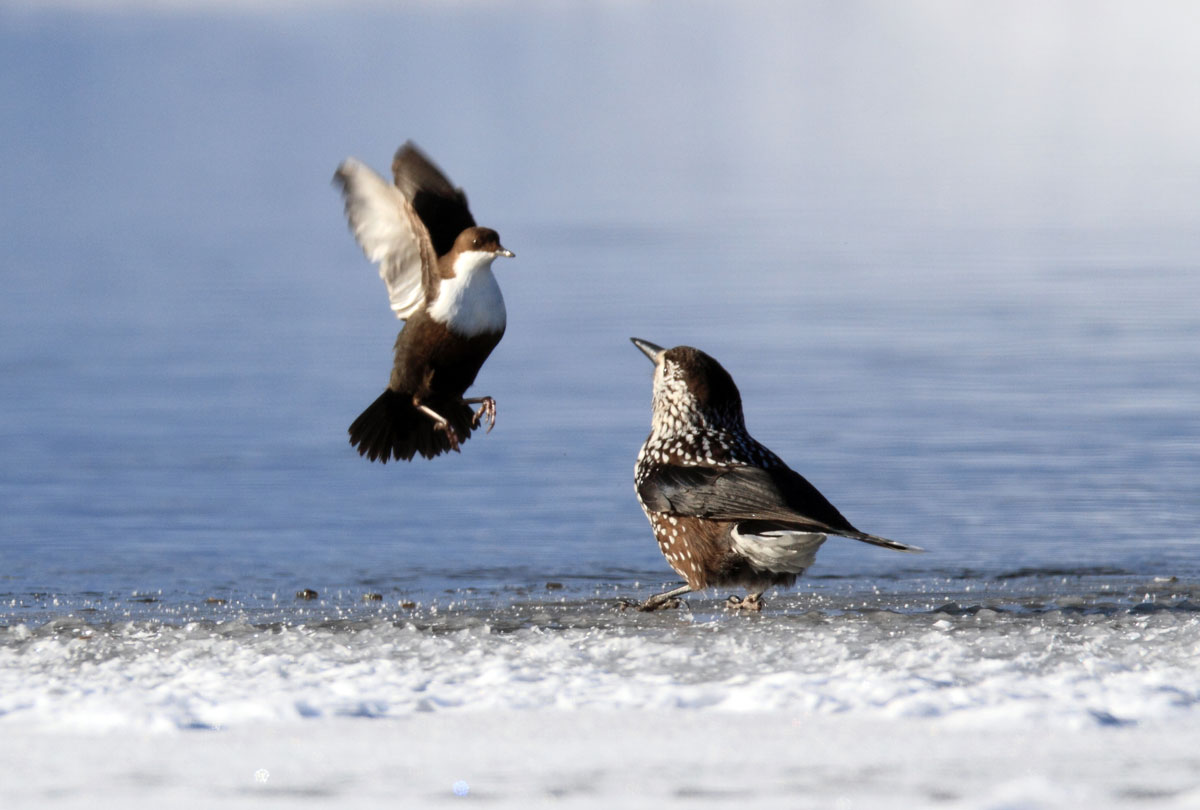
top-left (427, 251), bottom-right (507, 337)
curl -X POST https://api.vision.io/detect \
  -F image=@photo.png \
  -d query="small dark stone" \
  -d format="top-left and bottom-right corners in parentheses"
top-left (363, 593), bottom-right (383, 601)
top-left (296, 589), bottom-right (319, 600)
top-left (545, 582), bottom-right (564, 591)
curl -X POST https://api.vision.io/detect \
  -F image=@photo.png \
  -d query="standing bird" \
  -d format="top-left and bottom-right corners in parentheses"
top-left (629, 339), bottom-right (922, 611)
top-left (334, 142), bottom-right (514, 462)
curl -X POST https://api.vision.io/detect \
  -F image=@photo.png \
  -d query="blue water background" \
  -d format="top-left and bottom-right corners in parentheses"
top-left (2, 2), bottom-right (1198, 618)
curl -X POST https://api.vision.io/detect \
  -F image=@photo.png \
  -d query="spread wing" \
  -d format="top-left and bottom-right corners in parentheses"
top-left (637, 464), bottom-right (922, 553)
top-left (334, 157), bottom-right (437, 320)
top-left (391, 142), bottom-right (475, 257)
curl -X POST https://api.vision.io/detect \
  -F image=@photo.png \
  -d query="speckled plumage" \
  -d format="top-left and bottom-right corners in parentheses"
top-left (629, 339), bottom-right (920, 610)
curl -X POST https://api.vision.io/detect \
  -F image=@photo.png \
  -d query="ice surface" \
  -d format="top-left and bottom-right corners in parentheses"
top-left (2, 580), bottom-right (1200, 808)
top-left (4, 579), bottom-right (1200, 731)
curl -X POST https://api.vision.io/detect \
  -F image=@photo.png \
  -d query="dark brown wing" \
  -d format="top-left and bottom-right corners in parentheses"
top-left (392, 142), bottom-right (476, 257)
top-left (637, 464), bottom-right (920, 552)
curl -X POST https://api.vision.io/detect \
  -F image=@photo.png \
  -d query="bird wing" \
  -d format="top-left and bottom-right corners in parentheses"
top-left (334, 157), bottom-right (437, 320)
top-left (391, 142), bottom-right (476, 257)
top-left (637, 463), bottom-right (922, 553)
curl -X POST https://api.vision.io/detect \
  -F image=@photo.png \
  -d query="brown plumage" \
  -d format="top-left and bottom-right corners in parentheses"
top-left (334, 143), bottom-right (514, 462)
top-left (628, 338), bottom-right (922, 611)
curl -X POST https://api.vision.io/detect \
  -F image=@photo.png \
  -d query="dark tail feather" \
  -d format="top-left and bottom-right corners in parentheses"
top-left (348, 390), bottom-right (475, 462)
top-left (847, 530), bottom-right (925, 553)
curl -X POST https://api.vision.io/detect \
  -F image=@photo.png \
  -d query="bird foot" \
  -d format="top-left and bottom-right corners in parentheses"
top-left (618, 595), bottom-right (683, 612)
top-left (469, 396), bottom-right (497, 433)
top-left (416, 401), bottom-right (463, 452)
top-left (725, 593), bottom-right (764, 612)
top-left (436, 422), bottom-right (462, 453)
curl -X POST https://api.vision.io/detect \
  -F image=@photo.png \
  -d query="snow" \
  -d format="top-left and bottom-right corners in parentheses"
top-left (4, 712), bottom-right (1199, 810)
top-left (2, 594), bottom-right (1199, 808)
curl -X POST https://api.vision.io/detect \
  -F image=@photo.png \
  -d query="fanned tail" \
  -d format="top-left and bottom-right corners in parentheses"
top-left (348, 390), bottom-right (475, 462)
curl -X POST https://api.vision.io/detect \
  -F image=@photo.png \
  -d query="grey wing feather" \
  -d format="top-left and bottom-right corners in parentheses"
top-left (334, 158), bottom-right (437, 320)
top-left (638, 464), bottom-right (923, 553)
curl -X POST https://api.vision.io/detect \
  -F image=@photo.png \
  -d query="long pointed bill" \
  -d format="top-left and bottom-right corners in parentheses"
top-left (630, 337), bottom-right (665, 363)
top-left (496, 246), bottom-right (515, 258)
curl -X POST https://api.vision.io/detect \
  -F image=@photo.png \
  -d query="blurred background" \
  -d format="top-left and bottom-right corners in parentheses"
top-left (2, 0), bottom-right (1198, 608)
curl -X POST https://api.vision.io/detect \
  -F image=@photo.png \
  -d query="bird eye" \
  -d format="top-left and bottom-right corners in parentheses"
top-left (472, 237), bottom-right (480, 248)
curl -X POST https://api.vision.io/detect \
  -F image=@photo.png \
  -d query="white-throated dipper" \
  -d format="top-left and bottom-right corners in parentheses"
top-left (334, 142), bottom-right (514, 462)
top-left (628, 339), bottom-right (922, 611)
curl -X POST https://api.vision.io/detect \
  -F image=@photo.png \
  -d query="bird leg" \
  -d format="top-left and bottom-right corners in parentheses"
top-left (619, 584), bottom-right (692, 612)
top-left (415, 402), bottom-right (461, 452)
top-left (462, 396), bottom-right (497, 433)
top-left (725, 592), bottom-right (764, 612)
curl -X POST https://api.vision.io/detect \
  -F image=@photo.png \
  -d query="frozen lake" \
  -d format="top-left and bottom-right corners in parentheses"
top-left (2, 1), bottom-right (1199, 807)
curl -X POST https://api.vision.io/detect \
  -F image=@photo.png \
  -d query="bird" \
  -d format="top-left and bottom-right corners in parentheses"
top-left (628, 338), bottom-right (922, 611)
top-left (333, 142), bottom-right (514, 462)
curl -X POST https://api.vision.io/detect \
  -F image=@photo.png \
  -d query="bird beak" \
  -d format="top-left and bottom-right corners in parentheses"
top-left (496, 247), bottom-right (515, 258)
top-left (630, 337), bottom-right (664, 363)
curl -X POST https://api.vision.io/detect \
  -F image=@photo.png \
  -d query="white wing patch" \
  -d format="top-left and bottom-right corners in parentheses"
top-left (335, 158), bottom-right (433, 320)
top-left (427, 250), bottom-right (507, 337)
top-left (730, 524), bottom-right (826, 574)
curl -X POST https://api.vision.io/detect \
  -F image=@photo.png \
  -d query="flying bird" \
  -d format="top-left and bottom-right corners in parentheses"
top-left (334, 142), bottom-right (514, 461)
top-left (628, 338), bottom-right (921, 611)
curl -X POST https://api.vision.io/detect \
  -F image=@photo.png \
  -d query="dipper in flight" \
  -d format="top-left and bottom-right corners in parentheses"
top-left (334, 142), bottom-right (514, 461)
top-left (628, 339), bottom-right (922, 611)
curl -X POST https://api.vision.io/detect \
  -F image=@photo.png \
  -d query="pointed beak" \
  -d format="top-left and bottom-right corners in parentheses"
top-left (496, 246), bottom-right (515, 258)
top-left (630, 337), bottom-right (664, 363)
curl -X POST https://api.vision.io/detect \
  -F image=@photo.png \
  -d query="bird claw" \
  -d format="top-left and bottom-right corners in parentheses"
top-left (436, 422), bottom-right (462, 453)
top-left (617, 596), bottom-right (683, 612)
top-left (725, 594), bottom-right (764, 612)
top-left (470, 397), bottom-right (497, 433)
